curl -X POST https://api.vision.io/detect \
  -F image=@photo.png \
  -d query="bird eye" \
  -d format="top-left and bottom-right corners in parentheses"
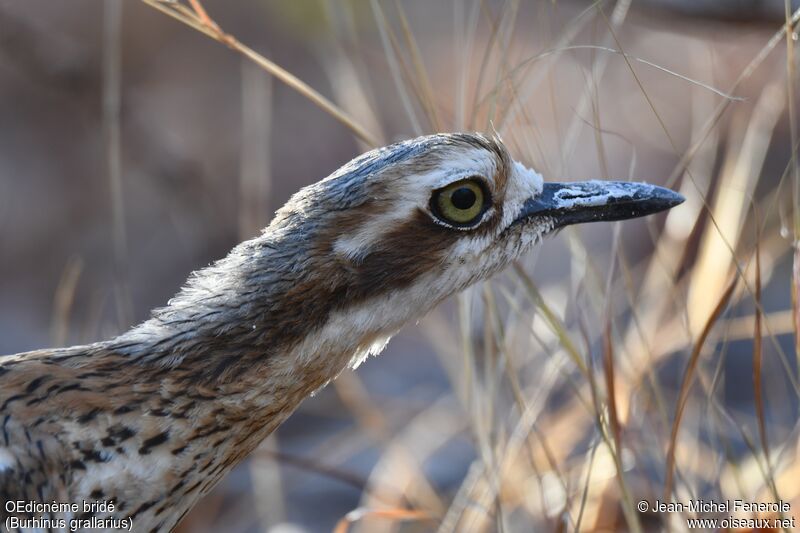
top-left (431, 178), bottom-right (488, 226)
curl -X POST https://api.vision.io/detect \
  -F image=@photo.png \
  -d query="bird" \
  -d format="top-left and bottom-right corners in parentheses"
top-left (0, 132), bottom-right (682, 532)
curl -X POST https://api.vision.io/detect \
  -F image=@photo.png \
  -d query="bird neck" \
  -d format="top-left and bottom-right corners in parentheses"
top-left (106, 230), bottom-right (397, 430)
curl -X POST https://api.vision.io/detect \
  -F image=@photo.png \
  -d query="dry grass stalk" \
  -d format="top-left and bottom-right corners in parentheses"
top-left (140, 0), bottom-right (379, 147)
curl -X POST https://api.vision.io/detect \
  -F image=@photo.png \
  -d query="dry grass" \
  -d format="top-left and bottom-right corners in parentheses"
top-left (111, 1), bottom-right (800, 531)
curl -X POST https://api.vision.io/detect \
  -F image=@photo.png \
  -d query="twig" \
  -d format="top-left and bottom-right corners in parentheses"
top-left (140, 0), bottom-right (379, 147)
top-left (664, 276), bottom-right (738, 500)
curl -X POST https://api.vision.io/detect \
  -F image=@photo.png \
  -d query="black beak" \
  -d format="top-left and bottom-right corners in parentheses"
top-left (514, 180), bottom-right (684, 229)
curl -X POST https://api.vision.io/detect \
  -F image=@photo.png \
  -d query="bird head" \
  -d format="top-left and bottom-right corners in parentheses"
top-left (270, 133), bottom-right (682, 307)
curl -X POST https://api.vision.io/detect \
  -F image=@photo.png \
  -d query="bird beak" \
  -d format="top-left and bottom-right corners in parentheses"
top-left (514, 180), bottom-right (684, 229)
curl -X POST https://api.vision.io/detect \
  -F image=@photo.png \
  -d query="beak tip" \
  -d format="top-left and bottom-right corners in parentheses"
top-left (654, 186), bottom-right (685, 211)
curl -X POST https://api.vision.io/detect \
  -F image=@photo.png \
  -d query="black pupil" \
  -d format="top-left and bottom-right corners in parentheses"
top-left (451, 187), bottom-right (477, 210)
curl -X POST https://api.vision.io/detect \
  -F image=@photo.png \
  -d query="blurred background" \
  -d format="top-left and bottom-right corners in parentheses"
top-left (1, 0), bottom-right (799, 531)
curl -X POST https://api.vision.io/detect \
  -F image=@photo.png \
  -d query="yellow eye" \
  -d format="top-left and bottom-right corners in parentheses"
top-left (432, 178), bottom-right (487, 226)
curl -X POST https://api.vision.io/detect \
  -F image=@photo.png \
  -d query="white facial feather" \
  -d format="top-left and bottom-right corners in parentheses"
top-left (422, 147), bottom-right (500, 190)
top-left (502, 161), bottom-right (544, 227)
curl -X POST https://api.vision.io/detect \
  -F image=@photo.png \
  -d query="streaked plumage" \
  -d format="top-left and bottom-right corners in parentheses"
top-left (0, 133), bottom-right (682, 531)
